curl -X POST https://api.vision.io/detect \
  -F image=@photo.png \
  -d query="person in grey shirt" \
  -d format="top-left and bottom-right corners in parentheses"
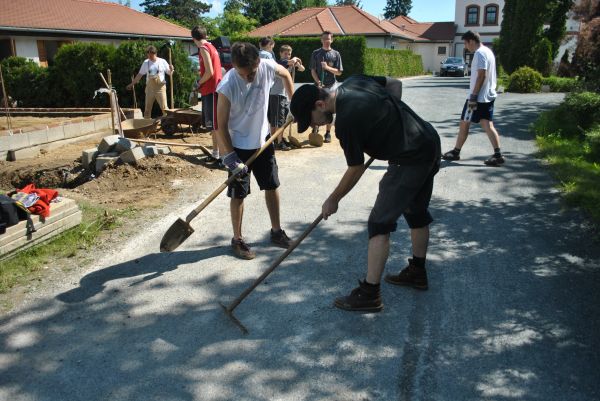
top-left (310, 31), bottom-right (343, 144)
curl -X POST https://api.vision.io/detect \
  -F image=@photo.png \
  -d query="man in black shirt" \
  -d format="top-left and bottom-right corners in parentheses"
top-left (290, 75), bottom-right (441, 312)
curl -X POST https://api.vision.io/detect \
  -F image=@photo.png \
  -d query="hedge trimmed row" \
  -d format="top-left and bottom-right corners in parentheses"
top-left (1, 41), bottom-right (194, 109)
top-left (363, 48), bottom-right (423, 77)
top-left (232, 35), bottom-right (423, 82)
top-left (507, 66), bottom-right (580, 93)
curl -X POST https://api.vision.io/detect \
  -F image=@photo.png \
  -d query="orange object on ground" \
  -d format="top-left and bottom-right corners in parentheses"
top-left (18, 184), bottom-right (58, 217)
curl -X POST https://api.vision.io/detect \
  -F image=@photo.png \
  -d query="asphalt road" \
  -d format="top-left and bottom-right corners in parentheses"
top-left (2, 77), bottom-right (599, 401)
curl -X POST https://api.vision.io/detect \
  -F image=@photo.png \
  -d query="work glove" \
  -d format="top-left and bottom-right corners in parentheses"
top-left (223, 151), bottom-right (248, 176)
top-left (468, 94), bottom-right (478, 110)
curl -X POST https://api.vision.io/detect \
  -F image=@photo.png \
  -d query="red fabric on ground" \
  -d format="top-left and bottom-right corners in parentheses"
top-left (18, 184), bottom-right (59, 217)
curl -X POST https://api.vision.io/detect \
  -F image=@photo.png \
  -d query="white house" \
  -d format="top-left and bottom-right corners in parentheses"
top-left (453, 0), bottom-right (581, 65)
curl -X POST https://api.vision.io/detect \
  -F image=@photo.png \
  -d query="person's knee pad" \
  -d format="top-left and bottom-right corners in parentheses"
top-left (368, 221), bottom-right (397, 239)
top-left (404, 210), bottom-right (433, 229)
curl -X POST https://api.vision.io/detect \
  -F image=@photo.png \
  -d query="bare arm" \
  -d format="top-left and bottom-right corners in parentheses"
top-left (472, 69), bottom-right (487, 97)
top-left (322, 164), bottom-right (367, 219)
top-left (311, 68), bottom-right (321, 86)
top-left (197, 47), bottom-right (213, 86)
top-left (216, 93), bottom-right (234, 154)
top-left (322, 63), bottom-right (342, 77)
top-left (275, 63), bottom-right (294, 100)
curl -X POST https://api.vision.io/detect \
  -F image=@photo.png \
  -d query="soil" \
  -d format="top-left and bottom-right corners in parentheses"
top-left (0, 131), bottom-right (220, 210)
top-left (0, 116), bottom-right (76, 130)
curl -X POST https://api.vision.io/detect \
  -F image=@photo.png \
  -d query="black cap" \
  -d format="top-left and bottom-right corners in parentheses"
top-left (290, 84), bottom-right (320, 133)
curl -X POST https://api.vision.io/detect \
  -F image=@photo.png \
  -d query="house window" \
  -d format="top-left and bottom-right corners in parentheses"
top-left (438, 46), bottom-right (446, 55)
top-left (466, 5), bottom-right (480, 26)
top-left (485, 4), bottom-right (498, 25)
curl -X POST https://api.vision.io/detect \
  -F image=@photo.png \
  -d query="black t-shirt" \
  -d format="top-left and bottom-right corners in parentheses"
top-left (310, 48), bottom-right (343, 88)
top-left (335, 75), bottom-right (441, 166)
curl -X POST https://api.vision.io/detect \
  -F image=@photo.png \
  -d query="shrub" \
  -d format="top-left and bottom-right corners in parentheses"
top-left (52, 42), bottom-right (116, 107)
top-left (533, 91), bottom-right (600, 139)
top-left (563, 91), bottom-right (600, 130)
top-left (533, 38), bottom-right (553, 76)
top-left (541, 76), bottom-right (581, 92)
top-left (508, 66), bottom-right (543, 93)
top-left (0, 57), bottom-right (51, 107)
top-left (585, 124), bottom-right (600, 161)
top-left (363, 48), bottom-right (423, 77)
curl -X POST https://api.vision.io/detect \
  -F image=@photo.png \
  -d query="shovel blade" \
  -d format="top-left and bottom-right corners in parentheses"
top-left (160, 218), bottom-right (194, 252)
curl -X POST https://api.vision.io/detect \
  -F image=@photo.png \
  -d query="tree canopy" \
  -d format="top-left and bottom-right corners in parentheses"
top-left (140, 0), bottom-right (211, 28)
top-left (383, 0), bottom-right (412, 19)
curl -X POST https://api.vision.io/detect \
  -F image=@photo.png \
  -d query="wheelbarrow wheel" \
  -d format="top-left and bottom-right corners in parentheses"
top-left (162, 121), bottom-right (177, 136)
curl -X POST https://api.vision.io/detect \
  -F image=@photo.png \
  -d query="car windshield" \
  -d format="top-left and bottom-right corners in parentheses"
top-left (445, 58), bottom-right (464, 64)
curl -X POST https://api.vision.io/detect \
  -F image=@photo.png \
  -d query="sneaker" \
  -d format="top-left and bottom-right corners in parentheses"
top-left (324, 132), bottom-right (331, 143)
top-left (276, 142), bottom-right (291, 151)
top-left (484, 154), bottom-right (505, 166)
top-left (334, 280), bottom-right (383, 312)
top-left (442, 150), bottom-right (460, 161)
top-left (384, 259), bottom-right (428, 290)
top-left (270, 229), bottom-right (292, 248)
top-left (231, 238), bottom-right (256, 260)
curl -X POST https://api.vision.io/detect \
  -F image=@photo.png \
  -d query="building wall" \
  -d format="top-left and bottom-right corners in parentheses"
top-left (366, 36), bottom-right (387, 49)
top-left (413, 43), bottom-right (451, 73)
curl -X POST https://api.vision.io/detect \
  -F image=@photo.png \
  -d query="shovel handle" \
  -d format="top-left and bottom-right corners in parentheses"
top-left (185, 118), bottom-right (293, 223)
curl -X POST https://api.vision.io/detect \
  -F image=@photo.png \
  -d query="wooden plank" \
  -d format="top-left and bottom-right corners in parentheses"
top-left (0, 210), bottom-right (82, 256)
top-left (0, 201), bottom-right (79, 246)
top-left (1, 199), bottom-right (76, 238)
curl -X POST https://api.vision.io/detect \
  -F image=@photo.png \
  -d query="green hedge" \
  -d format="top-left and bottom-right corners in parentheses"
top-left (232, 35), bottom-right (366, 83)
top-left (232, 35), bottom-right (422, 81)
top-left (0, 40), bottom-right (194, 109)
top-left (533, 91), bottom-right (600, 139)
top-left (541, 76), bottom-right (581, 92)
top-left (363, 48), bottom-right (423, 77)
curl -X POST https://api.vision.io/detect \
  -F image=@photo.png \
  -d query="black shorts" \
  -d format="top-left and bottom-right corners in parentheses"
top-left (202, 92), bottom-right (218, 130)
top-left (226, 139), bottom-right (280, 199)
top-left (367, 159), bottom-right (439, 238)
top-left (267, 94), bottom-right (289, 128)
top-left (460, 99), bottom-right (495, 123)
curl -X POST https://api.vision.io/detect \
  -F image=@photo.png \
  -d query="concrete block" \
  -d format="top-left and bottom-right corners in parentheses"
top-left (63, 123), bottom-right (82, 139)
top-left (98, 135), bottom-right (120, 153)
top-left (142, 145), bottom-right (170, 156)
top-left (119, 147), bottom-right (145, 165)
top-left (27, 130), bottom-right (48, 146)
top-left (95, 155), bottom-right (118, 173)
top-left (82, 148), bottom-right (99, 169)
top-left (115, 137), bottom-right (137, 153)
top-left (80, 121), bottom-right (96, 134)
top-left (8, 133), bottom-right (30, 150)
top-left (94, 118), bottom-right (110, 131)
top-left (47, 126), bottom-right (65, 142)
top-left (8, 147), bottom-right (39, 161)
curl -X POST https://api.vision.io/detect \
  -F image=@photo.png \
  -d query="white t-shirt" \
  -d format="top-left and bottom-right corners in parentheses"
top-left (469, 45), bottom-right (497, 103)
top-left (138, 57), bottom-right (170, 84)
top-left (217, 59), bottom-right (277, 149)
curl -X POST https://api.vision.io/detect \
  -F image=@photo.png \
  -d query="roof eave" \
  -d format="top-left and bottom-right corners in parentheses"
top-left (0, 26), bottom-right (191, 40)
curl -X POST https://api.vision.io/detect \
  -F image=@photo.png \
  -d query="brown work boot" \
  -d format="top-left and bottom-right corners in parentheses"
top-left (334, 280), bottom-right (383, 312)
top-left (231, 237), bottom-right (255, 260)
top-left (384, 259), bottom-right (428, 290)
top-left (270, 229), bottom-right (292, 248)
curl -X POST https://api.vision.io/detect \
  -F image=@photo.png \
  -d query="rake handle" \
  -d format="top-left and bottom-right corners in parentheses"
top-left (224, 157), bottom-right (375, 314)
top-left (185, 119), bottom-right (293, 223)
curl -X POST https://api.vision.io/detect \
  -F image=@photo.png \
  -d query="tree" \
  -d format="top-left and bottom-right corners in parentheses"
top-left (217, 10), bottom-right (259, 36)
top-left (335, 0), bottom-right (362, 7)
top-left (544, 0), bottom-right (574, 59)
top-left (293, 0), bottom-right (328, 11)
top-left (498, 0), bottom-right (567, 74)
top-left (571, 0), bottom-right (600, 89)
top-left (141, 0), bottom-right (211, 28)
top-left (383, 0), bottom-right (412, 19)
top-left (243, 0), bottom-right (293, 26)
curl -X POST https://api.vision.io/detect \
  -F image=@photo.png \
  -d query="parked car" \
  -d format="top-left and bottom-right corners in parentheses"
top-left (440, 57), bottom-right (468, 77)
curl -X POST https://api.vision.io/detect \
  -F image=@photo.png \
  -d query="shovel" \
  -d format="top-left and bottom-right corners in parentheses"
top-left (160, 119), bottom-right (293, 252)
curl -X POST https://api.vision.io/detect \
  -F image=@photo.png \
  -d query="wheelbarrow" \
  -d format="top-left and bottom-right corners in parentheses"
top-left (160, 108), bottom-right (209, 136)
top-left (116, 118), bottom-right (160, 139)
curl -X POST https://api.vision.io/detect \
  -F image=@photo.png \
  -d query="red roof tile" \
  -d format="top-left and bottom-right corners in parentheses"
top-left (248, 5), bottom-right (455, 42)
top-left (0, 0), bottom-right (191, 38)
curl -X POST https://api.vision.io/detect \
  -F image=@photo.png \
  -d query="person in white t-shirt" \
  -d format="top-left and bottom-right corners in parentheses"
top-left (442, 31), bottom-right (505, 166)
top-left (127, 45), bottom-right (174, 118)
top-left (216, 42), bottom-right (295, 260)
